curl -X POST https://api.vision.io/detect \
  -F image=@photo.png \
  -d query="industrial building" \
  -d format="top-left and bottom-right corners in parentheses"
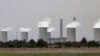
top-left (48, 37), bottom-right (66, 44)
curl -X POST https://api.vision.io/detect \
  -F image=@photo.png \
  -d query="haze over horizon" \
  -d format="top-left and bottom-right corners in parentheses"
top-left (0, 0), bottom-right (100, 41)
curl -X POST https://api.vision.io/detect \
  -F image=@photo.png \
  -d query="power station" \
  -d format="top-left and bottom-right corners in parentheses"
top-left (1, 17), bottom-right (100, 43)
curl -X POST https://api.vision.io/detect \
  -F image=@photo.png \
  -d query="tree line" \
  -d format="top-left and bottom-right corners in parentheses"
top-left (0, 37), bottom-right (100, 48)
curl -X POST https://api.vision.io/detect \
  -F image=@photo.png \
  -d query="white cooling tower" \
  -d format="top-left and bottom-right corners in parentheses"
top-left (21, 32), bottom-right (28, 42)
top-left (39, 27), bottom-right (47, 42)
top-left (67, 28), bottom-right (76, 42)
top-left (0, 31), bottom-right (7, 42)
top-left (94, 28), bottom-right (100, 41)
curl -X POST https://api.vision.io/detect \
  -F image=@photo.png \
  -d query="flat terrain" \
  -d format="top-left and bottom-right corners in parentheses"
top-left (0, 53), bottom-right (100, 56)
top-left (0, 48), bottom-right (100, 56)
top-left (0, 48), bottom-right (100, 53)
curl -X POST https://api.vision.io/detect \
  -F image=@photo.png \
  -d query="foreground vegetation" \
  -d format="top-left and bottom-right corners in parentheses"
top-left (0, 37), bottom-right (100, 48)
top-left (0, 53), bottom-right (99, 56)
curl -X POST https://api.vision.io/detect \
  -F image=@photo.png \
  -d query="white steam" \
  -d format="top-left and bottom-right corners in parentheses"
top-left (20, 27), bottom-right (31, 32)
top-left (38, 17), bottom-right (51, 27)
top-left (66, 21), bottom-right (80, 28)
top-left (94, 20), bottom-right (100, 28)
top-left (48, 27), bottom-right (55, 32)
top-left (1, 27), bottom-right (12, 31)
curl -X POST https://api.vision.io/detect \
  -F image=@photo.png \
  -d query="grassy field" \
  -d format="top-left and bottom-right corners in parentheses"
top-left (0, 53), bottom-right (100, 56)
top-left (0, 48), bottom-right (99, 56)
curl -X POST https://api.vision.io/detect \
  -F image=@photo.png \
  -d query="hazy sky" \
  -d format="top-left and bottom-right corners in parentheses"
top-left (0, 0), bottom-right (100, 41)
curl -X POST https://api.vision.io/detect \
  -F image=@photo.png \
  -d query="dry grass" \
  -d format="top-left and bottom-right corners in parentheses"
top-left (0, 48), bottom-right (99, 53)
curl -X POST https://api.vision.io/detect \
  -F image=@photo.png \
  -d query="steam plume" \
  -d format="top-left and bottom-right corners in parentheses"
top-left (20, 27), bottom-right (31, 32)
top-left (1, 27), bottom-right (12, 31)
top-left (38, 17), bottom-right (51, 27)
top-left (66, 21), bottom-right (80, 28)
top-left (48, 27), bottom-right (55, 32)
top-left (94, 20), bottom-right (100, 28)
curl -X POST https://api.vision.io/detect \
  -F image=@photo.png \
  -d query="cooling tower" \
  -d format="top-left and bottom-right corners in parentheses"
top-left (94, 28), bottom-right (100, 41)
top-left (0, 31), bottom-right (7, 42)
top-left (67, 28), bottom-right (76, 42)
top-left (47, 32), bottom-right (51, 43)
top-left (21, 32), bottom-right (28, 42)
top-left (39, 27), bottom-right (47, 42)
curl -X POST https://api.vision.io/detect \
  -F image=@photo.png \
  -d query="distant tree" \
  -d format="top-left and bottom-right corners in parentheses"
top-left (66, 41), bottom-right (71, 48)
top-left (87, 40), bottom-right (99, 48)
top-left (80, 37), bottom-right (87, 47)
top-left (55, 42), bottom-right (62, 48)
top-left (81, 37), bottom-right (87, 44)
top-left (36, 39), bottom-right (48, 48)
top-left (21, 40), bottom-right (28, 47)
top-left (62, 42), bottom-right (68, 47)
top-left (28, 39), bottom-right (36, 48)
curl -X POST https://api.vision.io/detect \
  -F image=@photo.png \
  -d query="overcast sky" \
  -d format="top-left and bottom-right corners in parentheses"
top-left (0, 0), bottom-right (100, 41)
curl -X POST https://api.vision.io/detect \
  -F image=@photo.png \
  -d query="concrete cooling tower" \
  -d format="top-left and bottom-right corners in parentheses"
top-left (67, 28), bottom-right (76, 42)
top-left (39, 27), bottom-right (48, 42)
top-left (66, 17), bottom-right (80, 42)
top-left (0, 31), bottom-right (7, 42)
top-left (21, 32), bottom-right (28, 42)
top-left (94, 20), bottom-right (100, 41)
top-left (47, 32), bottom-right (51, 43)
top-left (94, 28), bottom-right (100, 41)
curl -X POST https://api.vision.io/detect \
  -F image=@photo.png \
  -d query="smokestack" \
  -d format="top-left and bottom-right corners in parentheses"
top-left (60, 18), bottom-right (63, 38)
top-left (39, 27), bottom-right (48, 42)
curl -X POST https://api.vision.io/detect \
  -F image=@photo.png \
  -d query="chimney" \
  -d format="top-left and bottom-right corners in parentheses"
top-left (60, 18), bottom-right (63, 38)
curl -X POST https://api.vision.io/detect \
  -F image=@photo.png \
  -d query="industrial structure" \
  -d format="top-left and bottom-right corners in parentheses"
top-left (67, 28), bottom-right (76, 42)
top-left (47, 18), bottom-right (67, 44)
top-left (94, 28), bottom-right (100, 41)
top-left (0, 31), bottom-right (8, 42)
top-left (21, 32), bottom-right (28, 42)
top-left (47, 32), bottom-right (51, 43)
top-left (66, 17), bottom-right (80, 42)
top-left (39, 27), bottom-right (48, 42)
top-left (60, 19), bottom-right (63, 38)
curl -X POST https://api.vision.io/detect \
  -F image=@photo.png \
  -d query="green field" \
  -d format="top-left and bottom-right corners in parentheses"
top-left (0, 53), bottom-right (99, 56)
